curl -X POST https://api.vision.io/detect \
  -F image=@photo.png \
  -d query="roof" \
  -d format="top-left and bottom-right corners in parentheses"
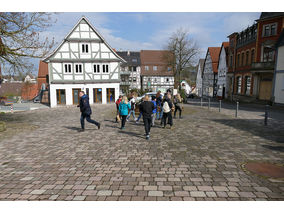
top-left (38, 60), bottom-right (48, 78)
top-left (206, 47), bottom-right (221, 74)
top-left (140, 50), bottom-right (174, 76)
top-left (21, 83), bottom-right (38, 100)
top-left (116, 51), bottom-right (141, 66)
top-left (217, 42), bottom-right (229, 69)
top-left (43, 16), bottom-right (126, 63)
top-left (198, 59), bottom-right (205, 72)
top-left (258, 12), bottom-right (284, 21)
top-left (0, 82), bottom-right (23, 96)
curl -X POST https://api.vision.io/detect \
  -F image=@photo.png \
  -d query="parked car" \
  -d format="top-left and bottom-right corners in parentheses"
top-left (136, 92), bottom-right (164, 102)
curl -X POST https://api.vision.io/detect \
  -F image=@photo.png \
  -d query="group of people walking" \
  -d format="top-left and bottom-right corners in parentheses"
top-left (77, 89), bottom-right (184, 140)
top-left (115, 90), bottom-right (184, 140)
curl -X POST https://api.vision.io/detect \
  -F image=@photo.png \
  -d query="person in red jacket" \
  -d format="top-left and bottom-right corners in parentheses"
top-left (115, 95), bottom-right (122, 123)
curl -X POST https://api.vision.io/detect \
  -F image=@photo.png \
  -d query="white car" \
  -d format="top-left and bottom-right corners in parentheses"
top-left (136, 92), bottom-right (164, 102)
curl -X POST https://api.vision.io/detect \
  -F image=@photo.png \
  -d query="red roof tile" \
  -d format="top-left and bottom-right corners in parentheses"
top-left (207, 47), bottom-right (221, 74)
top-left (38, 60), bottom-right (48, 78)
top-left (140, 50), bottom-right (174, 76)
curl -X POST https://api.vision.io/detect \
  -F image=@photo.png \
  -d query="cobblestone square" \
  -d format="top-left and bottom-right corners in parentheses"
top-left (0, 103), bottom-right (283, 201)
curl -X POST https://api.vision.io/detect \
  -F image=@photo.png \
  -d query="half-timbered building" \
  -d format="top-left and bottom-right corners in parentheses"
top-left (217, 42), bottom-right (229, 99)
top-left (43, 16), bottom-right (126, 107)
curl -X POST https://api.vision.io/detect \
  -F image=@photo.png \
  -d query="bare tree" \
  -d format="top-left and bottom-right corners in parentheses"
top-left (164, 28), bottom-right (199, 90)
top-left (0, 12), bottom-right (56, 75)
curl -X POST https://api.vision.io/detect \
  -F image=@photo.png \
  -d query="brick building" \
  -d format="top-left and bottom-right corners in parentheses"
top-left (228, 12), bottom-right (284, 102)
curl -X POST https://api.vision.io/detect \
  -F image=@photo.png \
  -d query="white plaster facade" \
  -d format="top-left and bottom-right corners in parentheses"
top-left (43, 17), bottom-right (125, 107)
top-left (202, 53), bottom-right (214, 97)
top-left (273, 45), bottom-right (284, 104)
top-left (217, 45), bottom-right (228, 98)
top-left (142, 76), bottom-right (174, 92)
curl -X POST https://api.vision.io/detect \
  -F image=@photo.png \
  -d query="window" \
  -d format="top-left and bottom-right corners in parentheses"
top-left (132, 58), bottom-right (137, 63)
top-left (251, 49), bottom-right (255, 64)
top-left (241, 52), bottom-right (244, 66)
top-left (133, 77), bottom-right (136, 82)
top-left (145, 66), bottom-right (149, 71)
top-left (263, 46), bottom-right (275, 62)
top-left (271, 24), bottom-right (276, 35)
top-left (263, 23), bottom-right (277, 37)
top-left (246, 51), bottom-right (249, 65)
top-left (154, 78), bottom-right (157, 83)
top-left (148, 78), bottom-right (151, 81)
top-left (237, 76), bottom-right (242, 94)
top-left (237, 54), bottom-right (240, 67)
top-left (93, 64), bottom-right (100, 73)
top-left (244, 76), bottom-right (251, 95)
top-left (75, 64), bottom-right (83, 73)
top-left (102, 64), bottom-right (109, 73)
top-left (129, 77), bottom-right (132, 81)
top-left (166, 78), bottom-right (169, 82)
top-left (81, 44), bottom-right (89, 53)
top-left (229, 55), bottom-right (233, 68)
top-left (64, 63), bottom-right (72, 73)
top-left (153, 66), bottom-right (157, 71)
top-left (133, 66), bottom-right (137, 72)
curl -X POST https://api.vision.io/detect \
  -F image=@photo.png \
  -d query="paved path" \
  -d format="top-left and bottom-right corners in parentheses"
top-left (0, 104), bottom-right (283, 201)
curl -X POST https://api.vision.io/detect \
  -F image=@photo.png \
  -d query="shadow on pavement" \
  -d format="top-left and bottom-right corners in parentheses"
top-left (118, 130), bottom-right (145, 139)
top-left (261, 145), bottom-right (284, 152)
top-left (211, 119), bottom-right (284, 146)
top-left (63, 126), bottom-right (82, 131)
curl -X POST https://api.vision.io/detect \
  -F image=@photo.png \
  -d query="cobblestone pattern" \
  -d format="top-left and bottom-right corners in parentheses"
top-left (0, 104), bottom-right (283, 201)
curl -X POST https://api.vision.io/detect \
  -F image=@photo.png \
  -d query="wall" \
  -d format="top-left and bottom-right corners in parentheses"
top-left (274, 45), bottom-right (284, 104)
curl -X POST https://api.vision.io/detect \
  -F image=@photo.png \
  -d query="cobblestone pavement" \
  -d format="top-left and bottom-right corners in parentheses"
top-left (0, 104), bottom-right (283, 201)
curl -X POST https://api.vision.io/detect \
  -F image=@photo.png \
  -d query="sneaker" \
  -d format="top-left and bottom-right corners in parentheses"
top-left (98, 123), bottom-right (101, 130)
top-left (136, 121), bottom-right (139, 124)
top-left (126, 119), bottom-right (129, 122)
top-left (146, 135), bottom-right (150, 140)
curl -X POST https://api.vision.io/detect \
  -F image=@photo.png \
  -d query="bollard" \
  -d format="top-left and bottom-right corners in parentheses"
top-left (201, 98), bottom-right (203, 107)
top-left (208, 98), bottom-right (210, 110)
top-left (219, 100), bottom-right (221, 112)
top-left (235, 101), bottom-right (239, 118)
top-left (264, 105), bottom-right (269, 126)
top-left (11, 104), bottom-right (13, 113)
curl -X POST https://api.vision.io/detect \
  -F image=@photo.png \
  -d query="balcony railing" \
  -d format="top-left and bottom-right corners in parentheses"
top-left (251, 62), bottom-right (275, 70)
top-left (120, 71), bottom-right (131, 75)
top-left (120, 81), bottom-right (130, 86)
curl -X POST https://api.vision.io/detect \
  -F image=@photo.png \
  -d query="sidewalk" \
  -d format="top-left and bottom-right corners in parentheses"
top-left (186, 98), bottom-right (284, 124)
top-left (0, 102), bottom-right (50, 113)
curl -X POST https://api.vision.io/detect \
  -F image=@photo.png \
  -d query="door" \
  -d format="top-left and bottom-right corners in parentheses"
top-left (107, 88), bottom-right (115, 103)
top-left (56, 89), bottom-right (66, 105)
top-left (259, 80), bottom-right (272, 100)
top-left (93, 88), bottom-right (102, 103)
top-left (72, 88), bottom-right (81, 105)
top-left (222, 86), bottom-right (225, 99)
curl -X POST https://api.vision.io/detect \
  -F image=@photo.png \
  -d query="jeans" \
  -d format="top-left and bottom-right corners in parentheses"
top-left (151, 113), bottom-right (156, 126)
top-left (159, 108), bottom-right (164, 119)
top-left (136, 112), bottom-right (142, 122)
top-left (127, 110), bottom-right (136, 120)
top-left (143, 116), bottom-right (152, 136)
top-left (80, 113), bottom-right (99, 129)
top-left (121, 115), bottom-right (127, 128)
top-left (174, 105), bottom-right (182, 118)
top-left (162, 112), bottom-right (173, 127)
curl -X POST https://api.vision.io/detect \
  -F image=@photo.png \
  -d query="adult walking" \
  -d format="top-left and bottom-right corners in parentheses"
top-left (139, 95), bottom-right (155, 140)
top-left (115, 95), bottom-right (122, 123)
top-left (161, 93), bottom-right (174, 129)
top-left (174, 93), bottom-right (183, 119)
top-left (119, 96), bottom-right (131, 130)
top-left (78, 91), bottom-right (100, 131)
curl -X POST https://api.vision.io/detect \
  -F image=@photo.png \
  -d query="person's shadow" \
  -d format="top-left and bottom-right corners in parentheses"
top-left (63, 126), bottom-right (82, 132)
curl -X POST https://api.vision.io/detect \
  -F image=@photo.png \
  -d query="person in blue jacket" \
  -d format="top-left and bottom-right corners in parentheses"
top-left (119, 96), bottom-right (131, 129)
top-left (78, 91), bottom-right (100, 131)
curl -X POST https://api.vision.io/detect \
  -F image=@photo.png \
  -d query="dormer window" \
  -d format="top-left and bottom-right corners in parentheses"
top-left (81, 44), bottom-right (89, 53)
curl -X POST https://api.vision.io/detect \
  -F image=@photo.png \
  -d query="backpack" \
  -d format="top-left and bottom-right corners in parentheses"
top-left (163, 101), bottom-right (170, 113)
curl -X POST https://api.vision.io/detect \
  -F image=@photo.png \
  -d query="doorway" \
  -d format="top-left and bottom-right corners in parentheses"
top-left (107, 88), bottom-right (115, 103)
top-left (56, 89), bottom-right (66, 105)
top-left (72, 88), bottom-right (81, 105)
top-left (93, 88), bottom-right (102, 103)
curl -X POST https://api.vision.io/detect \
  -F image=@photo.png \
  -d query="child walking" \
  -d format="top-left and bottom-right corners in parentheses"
top-left (174, 93), bottom-right (183, 119)
top-left (118, 96), bottom-right (131, 129)
top-left (151, 96), bottom-right (157, 127)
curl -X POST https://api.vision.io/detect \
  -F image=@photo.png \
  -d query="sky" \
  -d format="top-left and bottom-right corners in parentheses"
top-left (11, 12), bottom-right (262, 75)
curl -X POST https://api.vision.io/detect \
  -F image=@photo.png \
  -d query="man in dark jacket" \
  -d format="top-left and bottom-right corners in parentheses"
top-left (78, 91), bottom-right (100, 131)
top-left (139, 95), bottom-right (154, 140)
top-left (161, 93), bottom-right (174, 128)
